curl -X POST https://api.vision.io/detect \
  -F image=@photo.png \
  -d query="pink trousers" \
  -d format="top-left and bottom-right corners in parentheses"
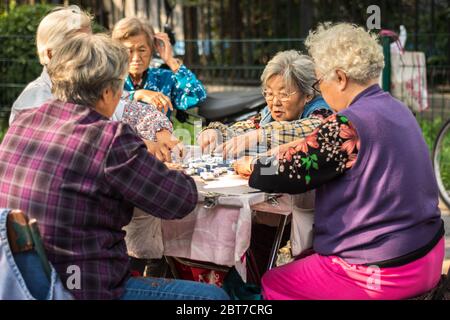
top-left (262, 237), bottom-right (445, 300)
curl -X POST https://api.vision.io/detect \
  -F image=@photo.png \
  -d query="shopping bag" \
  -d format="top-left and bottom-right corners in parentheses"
top-left (390, 51), bottom-right (429, 112)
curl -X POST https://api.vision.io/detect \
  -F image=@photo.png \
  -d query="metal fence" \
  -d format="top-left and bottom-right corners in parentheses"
top-left (181, 36), bottom-right (450, 147)
top-left (420, 66), bottom-right (450, 121)
top-left (184, 38), bottom-right (306, 86)
top-left (414, 65), bottom-right (450, 149)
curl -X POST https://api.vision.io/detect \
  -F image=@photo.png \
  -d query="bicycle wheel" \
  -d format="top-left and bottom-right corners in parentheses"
top-left (433, 119), bottom-right (450, 209)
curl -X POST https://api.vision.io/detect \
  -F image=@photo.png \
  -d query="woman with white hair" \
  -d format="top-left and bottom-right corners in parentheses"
top-left (9, 5), bottom-right (91, 124)
top-left (198, 50), bottom-right (331, 157)
top-left (237, 23), bottom-right (445, 300)
top-left (0, 32), bottom-right (229, 300)
top-left (9, 6), bottom-right (181, 163)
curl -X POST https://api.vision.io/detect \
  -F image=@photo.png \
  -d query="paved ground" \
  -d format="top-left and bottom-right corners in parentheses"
top-left (440, 200), bottom-right (450, 273)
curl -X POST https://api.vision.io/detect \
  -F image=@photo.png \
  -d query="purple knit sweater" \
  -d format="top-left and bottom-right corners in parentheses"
top-left (314, 85), bottom-right (442, 264)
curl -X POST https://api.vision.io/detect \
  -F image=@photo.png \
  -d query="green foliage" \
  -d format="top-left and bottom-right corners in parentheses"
top-left (417, 118), bottom-right (443, 153)
top-left (0, 4), bottom-right (46, 138)
top-left (0, 3), bottom-right (105, 134)
top-left (0, 122), bottom-right (6, 142)
top-left (172, 115), bottom-right (197, 145)
top-left (438, 148), bottom-right (450, 193)
top-left (0, 4), bottom-right (54, 115)
top-left (0, 4), bottom-right (105, 82)
top-left (418, 118), bottom-right (450, 188)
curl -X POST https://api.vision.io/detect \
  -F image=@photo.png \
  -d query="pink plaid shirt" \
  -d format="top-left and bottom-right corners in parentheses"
top-left (0, 100), bottom-right (197, 299)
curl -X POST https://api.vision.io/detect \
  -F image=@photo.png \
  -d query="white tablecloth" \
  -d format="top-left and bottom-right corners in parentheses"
top-left (123, 145), bottom-right (314, 281)
top-left (161, 192), bottom-right (265, 281)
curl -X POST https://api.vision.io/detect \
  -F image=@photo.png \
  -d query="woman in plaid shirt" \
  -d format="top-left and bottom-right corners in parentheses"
top-left (10, 6), bottom-right (180, 164)
top-left (0, 33), bottom-right (228, 300)
top-left (197, 50), bottom-right (332, 280)
top-left (198, 50), bottom-right (332, 158)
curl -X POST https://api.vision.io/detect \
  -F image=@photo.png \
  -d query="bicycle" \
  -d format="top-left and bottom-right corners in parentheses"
top-left (433, 119), bottom-right (450, 209)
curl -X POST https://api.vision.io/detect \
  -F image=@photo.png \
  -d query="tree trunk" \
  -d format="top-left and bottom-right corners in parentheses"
top-left (182, 4), bottom-right (198, 66)
top-left (229, 0), bottom-right (243, 65)
top-left (299, 0), bottom-right (313, 39)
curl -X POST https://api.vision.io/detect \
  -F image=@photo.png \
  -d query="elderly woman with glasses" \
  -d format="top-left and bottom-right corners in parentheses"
top-left (0, 33), bottom-right (229, 301)
top-left (112, 17), bottom-right (206, 118)
top-left (197, 50), bottom-right (331, 279)
top-left (198, 50), bottom-right (332, 157)
top-left (237, 23), bottom-right (444, 300)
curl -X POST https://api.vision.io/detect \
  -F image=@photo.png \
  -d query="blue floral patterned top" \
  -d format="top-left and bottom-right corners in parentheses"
top-left (124, 65), bottom-right (207, 118)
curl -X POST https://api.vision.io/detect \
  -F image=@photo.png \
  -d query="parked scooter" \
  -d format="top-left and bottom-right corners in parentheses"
top-left (154, 63), bottom-right (266, 126)
top-left (196, 89), bottom-right (266, 125)
top-left (153, 40), bottom-right (266, 124)
top-left (155, 52), bottom-right (266, 125)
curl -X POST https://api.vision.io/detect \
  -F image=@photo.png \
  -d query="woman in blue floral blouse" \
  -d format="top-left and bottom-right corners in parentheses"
top-left (112, 17), bottom-right (207, 119)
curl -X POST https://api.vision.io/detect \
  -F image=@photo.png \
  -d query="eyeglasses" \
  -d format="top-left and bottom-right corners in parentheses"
top-left (312, 69), bottom-right (346, 93)
top-left (262, 90), bottom-right (297, 102)
top-left (311, 77), bottom-right (323, 94)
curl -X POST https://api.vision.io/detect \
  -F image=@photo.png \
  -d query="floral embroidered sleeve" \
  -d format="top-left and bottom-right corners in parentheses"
top-left (121, 100), bottom-right (173, 141)
top-left (171, 65), bottom-right (207, 110)
top-left (249, 114), bottom-right (360, 194)
top-left (258, 108), bottom-right (333, 149)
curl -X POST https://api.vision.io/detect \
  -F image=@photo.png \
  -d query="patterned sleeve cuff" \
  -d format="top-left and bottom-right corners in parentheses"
top-left (136, 110), bottom-right (173, 141)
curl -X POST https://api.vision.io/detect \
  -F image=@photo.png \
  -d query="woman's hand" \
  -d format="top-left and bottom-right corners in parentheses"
top-left (156, 130), bottom-right (184, 162)
top-left (197, 129), bottom-right (221, 154)
top-left (266, 140), bottom-right (300, 159)
top-left (215, 129), bottom-right (260, 159)
top-left (143, 130), bottom-right (184, 162)
top-left (143, 140), bottom-right (166, 161)
top-left (233, 156), bottom-right (255, 179)
top-left (134, 89), bottom-right (173, 114)
top-left (154, 32), bottom-right (180, 72)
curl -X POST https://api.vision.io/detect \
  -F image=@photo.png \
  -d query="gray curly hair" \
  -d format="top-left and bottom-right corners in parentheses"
top-left (261, 50), bottom-right (317, 98)
top-left (305, 22), bottom-right (385, 84)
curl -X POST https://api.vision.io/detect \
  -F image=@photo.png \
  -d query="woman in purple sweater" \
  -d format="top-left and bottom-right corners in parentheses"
top-left (235, 23), bottom-right (444, 300)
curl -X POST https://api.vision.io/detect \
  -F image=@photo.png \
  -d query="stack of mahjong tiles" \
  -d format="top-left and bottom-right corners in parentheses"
top-left (184, 154), bottom-right (236, 181)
